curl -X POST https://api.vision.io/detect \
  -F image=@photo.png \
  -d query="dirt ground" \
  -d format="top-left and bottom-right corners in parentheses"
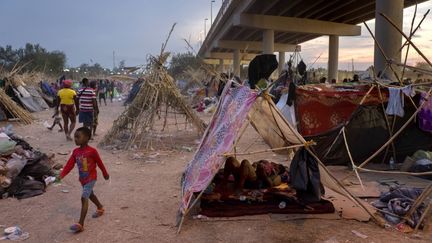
top-left (0, 101), bottom-right (431, 243)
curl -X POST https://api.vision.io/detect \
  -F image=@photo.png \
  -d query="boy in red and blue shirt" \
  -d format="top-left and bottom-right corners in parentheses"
top-left (59, 127), bottom-right (109, 233)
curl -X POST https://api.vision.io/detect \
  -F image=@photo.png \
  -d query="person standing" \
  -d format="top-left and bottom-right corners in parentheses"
top-left (89, 81), bottom-right (99, 136)
top-left (77, 78), bottom-right (99, 137)
top-left (108, 80), bottom-right (115, 103)
top-left (56, 80), bottom-right (78, 141)
top-left (58, 127), bottom-right (109, 233)
top-left (98, 80), bottom-right (107, 106)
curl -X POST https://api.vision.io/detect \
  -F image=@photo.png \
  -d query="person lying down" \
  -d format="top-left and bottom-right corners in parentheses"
top-left (223, 156), bottom-right (289, 192)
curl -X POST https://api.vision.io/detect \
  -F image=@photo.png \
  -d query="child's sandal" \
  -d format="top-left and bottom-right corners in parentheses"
top-left (70, 223), bottom-right (84, 233)
top-left (92, 208), bottom-right (105, 218)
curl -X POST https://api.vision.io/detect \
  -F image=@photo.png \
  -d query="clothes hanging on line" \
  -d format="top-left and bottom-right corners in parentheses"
top-left (401, 85), bottom-right (415, 97)
top-left (386, 87), bottom-right (405, 117)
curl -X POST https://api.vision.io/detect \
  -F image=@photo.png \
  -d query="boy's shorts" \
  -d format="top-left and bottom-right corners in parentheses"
top-left (82, 180), bottom-right (96, 199)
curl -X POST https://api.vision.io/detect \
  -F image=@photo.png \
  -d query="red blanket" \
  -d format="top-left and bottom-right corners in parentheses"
top-left (296, 84), bottom-right (387, 136)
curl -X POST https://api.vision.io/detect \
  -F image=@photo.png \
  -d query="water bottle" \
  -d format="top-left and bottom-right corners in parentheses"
top-left (279, 201), bottom-right (286, 209)
top-left (389, 157), bottom-right (395, 170)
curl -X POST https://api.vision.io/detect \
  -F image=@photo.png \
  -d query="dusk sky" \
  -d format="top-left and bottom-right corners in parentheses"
top-left (1, 0), bottom-right (432, 70)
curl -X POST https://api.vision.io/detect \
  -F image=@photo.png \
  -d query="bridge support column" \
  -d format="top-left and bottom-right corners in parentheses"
top-left (233, 49), bottom-right (241, 78)
top-left (328, 35), bottom-right (339, 82)
top-left (263, 29), bottom-right (274, 54)
top-left (278, 52), bottom-right (285, 76)
top-left (374, 0), bottom-right (403, 80)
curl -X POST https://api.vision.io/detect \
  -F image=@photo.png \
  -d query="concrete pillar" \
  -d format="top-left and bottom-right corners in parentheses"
top-left (218, 59), bottom-right (225, 73)
top-left (233, 49), bottom-right (241, 77)
top-left (374, 0), bottom-right (403, 80)
top-left (263, 29), bottom-right (274, 54)
top-left (278, 52), bottom-right (286, 75)
top-left (328, 35), bottom-right (339, 82)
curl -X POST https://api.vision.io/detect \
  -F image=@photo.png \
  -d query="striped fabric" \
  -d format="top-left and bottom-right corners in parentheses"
top-left (78, 87), bottom-right (96, 112)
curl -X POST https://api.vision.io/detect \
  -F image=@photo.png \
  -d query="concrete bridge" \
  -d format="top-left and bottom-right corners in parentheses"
top-left (199, 0), bottom-right (427, 81)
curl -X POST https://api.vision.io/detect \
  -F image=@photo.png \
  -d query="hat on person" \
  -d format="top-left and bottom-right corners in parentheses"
top-left (63, 80), bottom-right (73, 88)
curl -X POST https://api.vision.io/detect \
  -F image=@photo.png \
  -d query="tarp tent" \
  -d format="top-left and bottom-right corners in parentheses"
top-left (177, 82), bottom-right (379, 231)
top-left (12, 85), bottom-right (47, 112)
top-left (26, 85), bottom-right (49, 110)
top-left (310, 100), bottom-right (432, 166)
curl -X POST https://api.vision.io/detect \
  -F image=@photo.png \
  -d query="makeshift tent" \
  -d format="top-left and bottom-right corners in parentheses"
top-left (310, 99), bottom-right (432, 166)
top-left (26, 85), bottom-right (49, 110)
top-left (100, 53), bottom-right (206, 150)
top-left (177, 81), bottom-right (382, 232)
top-left (10, 85), bottom-right (46, 112)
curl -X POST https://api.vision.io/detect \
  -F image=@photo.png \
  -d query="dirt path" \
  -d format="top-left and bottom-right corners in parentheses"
top-left (0, 101), bottom-right (430, 243)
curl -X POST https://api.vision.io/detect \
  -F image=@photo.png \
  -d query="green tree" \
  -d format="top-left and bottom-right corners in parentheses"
top-left (0, 43), bottom-right (66, 74)
top-left (168, 52), bottom-right (203, 80)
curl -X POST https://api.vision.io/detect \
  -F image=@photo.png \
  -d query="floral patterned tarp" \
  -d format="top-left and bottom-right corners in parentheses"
top-left (296, 84), bottom-right (386, 136)
top-left (180, 84), bottom-right (258, 214)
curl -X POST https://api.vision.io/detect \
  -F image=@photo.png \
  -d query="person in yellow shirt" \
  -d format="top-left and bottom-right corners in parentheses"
top-left (56, 80), bottom-right (78, 140)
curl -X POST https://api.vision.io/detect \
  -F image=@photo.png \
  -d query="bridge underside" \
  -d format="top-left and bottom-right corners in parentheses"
top-left (200, 0), bottom-right (427, 80)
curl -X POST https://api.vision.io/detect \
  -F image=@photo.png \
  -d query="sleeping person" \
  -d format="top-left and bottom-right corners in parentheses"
top-left (222, 156), bottom-right (288, 192)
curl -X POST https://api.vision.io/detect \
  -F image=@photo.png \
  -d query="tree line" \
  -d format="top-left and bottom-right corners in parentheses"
top-left (0, 43), bottom-right (66, 74)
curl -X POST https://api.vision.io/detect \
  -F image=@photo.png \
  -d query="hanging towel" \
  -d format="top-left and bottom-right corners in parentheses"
top-left (401, 85), bottom-right (415, 97)
top-left (386, 87), bottom-right (404, 117)
top-left (418, 92), bottom-right (432, 133)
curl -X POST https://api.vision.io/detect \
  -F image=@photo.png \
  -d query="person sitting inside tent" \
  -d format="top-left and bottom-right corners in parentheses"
top-left (223, 157), bottom-right (288, 192)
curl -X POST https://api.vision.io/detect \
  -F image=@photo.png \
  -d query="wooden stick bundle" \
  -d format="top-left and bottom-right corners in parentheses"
top-left (0, 90), bottom-right (33, 124)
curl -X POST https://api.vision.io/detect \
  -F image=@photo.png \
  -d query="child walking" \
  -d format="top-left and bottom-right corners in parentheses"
top-left (48, 111), bottom-right (64, 132)
top-left (58, 127), bottom-right (109, 233)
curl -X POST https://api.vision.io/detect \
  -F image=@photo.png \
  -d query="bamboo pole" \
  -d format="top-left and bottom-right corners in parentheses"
top-left (323, 128), bottom-right (343, 158)
top-left (359, 85), bottom-right (375, 106)
top-left (390, 61), bottom-right (432, 77)
top-left (405, 184), bottom-right (432, 219)
top-left (363, 22), bottom-right (402, 84)
top-left (325, 85), bottom-right (376, 160)
top-left (377, 84), bottom-right (394, 163)
top-left (414, 203), bottom-right (431, 233)
top-left (401, 4), bottom-right (418, 81)
top-left (356, 88), bottom-right (432, 170)
top-left (381, 13), bottom-right (432, 68)
top-left (356, 167), bottom-right (432, 176)
top-left (398, 9), bottom-right (430, 53)
top-left (266, 99), bottom-right (386, 226)
top-left (222, 143), bottom-right (310, 157)
top-left (341, 128), bottom-right (365, 191)
top-left (304, 146), bottom-right (386, 226)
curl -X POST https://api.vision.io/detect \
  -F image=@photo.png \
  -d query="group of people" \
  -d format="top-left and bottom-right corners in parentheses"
top-left (97, 79), bottom-right (116, 106)
top-left (54, 78), bottom-right (100, 140)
